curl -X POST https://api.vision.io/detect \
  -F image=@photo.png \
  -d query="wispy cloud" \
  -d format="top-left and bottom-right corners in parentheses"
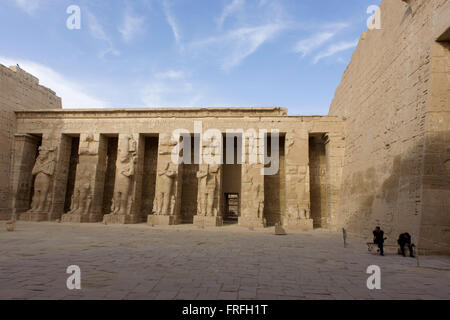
top-left (12, 0), bottom-right (39, 15)
top-left (294, 32), bottom-right (335, 57)
top-left (192, 0), bottom-right (288, 71)
top-left (313, 39), bottom-right (358, 64)
top-left (155, 70), bottom-right (186, 80)
top-left (86, 11), bottom-right (120, 58)
top-left (162, 0), bottom-right (182, 47)
top-left (192, 23), bottom-right (285, 71)
top-left (293, 22), bottom-right (353, 63)
top-left (140, 70), bottom-right (202, 107)
top-left (0, 57), bottom-right (109, 108)
top-left (119, 10), bottom-right (145, 43)
top-left (217, 0), bottom-right (245, 29)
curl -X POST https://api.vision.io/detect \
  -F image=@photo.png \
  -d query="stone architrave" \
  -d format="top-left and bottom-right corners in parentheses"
top-left (283, 130), bottom-right (313, 230)
top-left (103, 134), bottom-right (140, 224)
top-left (19, 146), bottom-right (57, 221)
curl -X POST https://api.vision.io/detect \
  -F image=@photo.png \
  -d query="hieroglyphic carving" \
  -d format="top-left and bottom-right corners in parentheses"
top-left (293, 166), bottom-right (310, 219)
top-left (196, 164), bottom-right (219, 217)
top-left (153, 162), bottom-right (177, 215)
top-left (27, 146), bottom-right (57, 213)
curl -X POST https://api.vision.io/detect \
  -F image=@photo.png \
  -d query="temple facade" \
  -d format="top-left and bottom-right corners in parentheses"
top-left (10, 108), bottom-right (344, 230)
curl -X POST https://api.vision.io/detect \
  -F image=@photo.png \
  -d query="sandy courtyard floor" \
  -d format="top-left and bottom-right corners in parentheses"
top-left (0, 221), bottom-right (449, 300)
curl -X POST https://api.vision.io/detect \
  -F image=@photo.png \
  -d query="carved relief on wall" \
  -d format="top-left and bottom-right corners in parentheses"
top-left (110, 135), bottom-right (137, 216)
top-left (285, 131), bottom-right (295, 156)
top-left (287, 165), bottom-right (311, 220)
top-left (27, 146), bottom-right (57, 213)
top-left (196, 164), bottom-right (220, 217)
top-left (153, 162), bottom-right (177, 216)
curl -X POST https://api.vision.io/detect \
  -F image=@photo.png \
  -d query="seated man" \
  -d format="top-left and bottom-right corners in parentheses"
top-left (373, 226), bottom-right (386, 256)
top-left (397, 233), bottom-right (415, 258)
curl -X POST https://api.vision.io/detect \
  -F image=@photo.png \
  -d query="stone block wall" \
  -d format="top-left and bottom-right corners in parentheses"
top-left (420, 41), bottom-right (450, 253)
top-left (329, 0), bottom-right (450, 253)
top-left (0, 64), bottom-right (61, 219)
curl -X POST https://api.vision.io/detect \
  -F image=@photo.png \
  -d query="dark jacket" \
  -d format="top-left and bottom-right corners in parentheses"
top-left (373, 230), bottom-right (385, 244)
top-left (398, 233), bottom-right (412, 246)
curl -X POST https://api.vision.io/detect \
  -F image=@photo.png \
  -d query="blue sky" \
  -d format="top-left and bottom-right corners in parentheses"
top-left (0, 0), bottom-right (381, 115)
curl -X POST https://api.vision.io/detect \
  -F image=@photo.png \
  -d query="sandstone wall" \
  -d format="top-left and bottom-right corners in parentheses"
top-left (13, 110), bottom-right (344, 226)
top-left (0, 64), bottom-right (61, 219)
top-left (329, 0), bottom-right (450, 253)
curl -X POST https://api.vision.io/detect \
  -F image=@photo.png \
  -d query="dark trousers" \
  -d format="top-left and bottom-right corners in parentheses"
top-left (375, 242), bottom-right (384, 255)
top-left (399, 242), bottom-right (415, 257)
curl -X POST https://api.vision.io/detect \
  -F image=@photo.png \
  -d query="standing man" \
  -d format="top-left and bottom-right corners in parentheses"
top-left (373, 226), bottom-right (386, 256)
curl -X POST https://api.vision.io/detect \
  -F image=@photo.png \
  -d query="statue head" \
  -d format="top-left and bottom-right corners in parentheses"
top-left (38, 147), bottom-right (50, 160)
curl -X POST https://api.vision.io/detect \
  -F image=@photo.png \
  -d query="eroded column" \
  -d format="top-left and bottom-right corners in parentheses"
top-left (62, 133), bottom-right (108, 223)
top-left (19, 133), bottom-right (59, 221)
top-left (147, 133), bottom-right (183, 226)
top-left (283, 129), bottom-right (313, 230)
top-left (238, 134), bottom-right (265, 228)
top-left (103, 133), bottom-right (143, 224)
top-left (11, 134), bottom-right (40, 219)
top-left (193, 137), bottom-right (223, 227)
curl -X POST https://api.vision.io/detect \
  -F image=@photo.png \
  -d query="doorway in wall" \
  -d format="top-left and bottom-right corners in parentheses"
top-left (222, 134), bottom-right (242, 225)
top-left (224, 193), bottom-right (239, 224)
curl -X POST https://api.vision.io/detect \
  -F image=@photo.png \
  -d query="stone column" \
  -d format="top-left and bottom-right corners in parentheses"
top-left (238, 134), bottom-right (265, 228)
top-left (147, 133), bottom-right (183, 226)
top-left (283, 129), bottom-right (313, 230)
top-left (193, 136), bottom-right (223, 227)
top-left (324, 133), bottom-right (345, 230)
top-left (103, 133), bottom-right (142, 224)
top-left (49, 134), bottom-right (73, 221)
top-left (10, 134), bottom-right (40, 220)
top-left (18, 133), bottom-right (59, 221)
top-left (62, 133), bottom-right (108, 223)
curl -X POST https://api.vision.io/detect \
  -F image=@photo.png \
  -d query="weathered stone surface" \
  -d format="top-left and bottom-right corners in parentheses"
top-left (193, 215), bottom-right (223, 227)
top-left (19, 145), bottom-right (57, 222)
top-left (328, 0), bottom-right (450, 254)
top-left (147, 214), bottom-right (178, 226)
top-left (1, 221), bottom-right (450, 300)
top-left (0, 65), bottom-right (61, 220)
top-left (283, 218), bottom-right (313, 231)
